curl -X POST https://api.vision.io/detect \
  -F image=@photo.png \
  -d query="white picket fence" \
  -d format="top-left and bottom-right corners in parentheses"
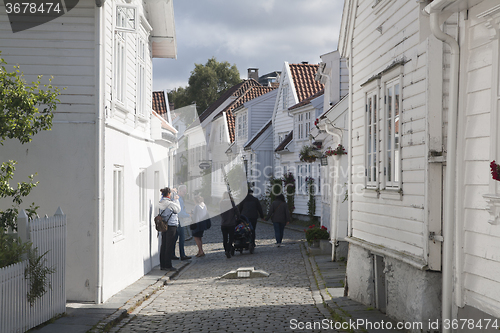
top-left (0, 208), bottom-right (66, 333)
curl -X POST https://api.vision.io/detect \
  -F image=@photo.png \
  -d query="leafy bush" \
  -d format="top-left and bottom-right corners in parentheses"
top-left (25, 247), bottom-right (55, 306)
top-left (305, 225), bottom-right (329, 244)
top-left (0, 233), bottom-right (31, 268)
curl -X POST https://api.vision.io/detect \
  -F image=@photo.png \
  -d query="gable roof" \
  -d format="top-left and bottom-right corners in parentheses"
top-left (289, 88), bottom-right (325, 111)
top-left (244, 119), bottom-right (272, 150)
top-left (197, 79), bottom-right (261, 124)
top-left (213, 85), bottom-right (277, 143)
top-left (275, 131), bottom-right (293, 152)
top-left (289, 63), bottom-right (324, 102)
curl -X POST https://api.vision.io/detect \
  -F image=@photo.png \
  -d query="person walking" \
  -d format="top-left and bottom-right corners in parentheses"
top-left (238, 189), bottom-right (264, 247)
top-left (264, 193), bottom-right (291, 247)
top-left (220, 192), bottom-right (237, 258)
top-left (190, 195), bottom-right (210, 257)
top-left (159, 187), bottom-right (181, 271)
top-left (171, 185), bottom-right (191, 260)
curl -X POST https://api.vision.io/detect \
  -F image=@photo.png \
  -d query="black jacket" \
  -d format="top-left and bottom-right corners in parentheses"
top-left (265, 199), bottom-right (291, 224)
top-left (239, 194), bottom-right (264, 219)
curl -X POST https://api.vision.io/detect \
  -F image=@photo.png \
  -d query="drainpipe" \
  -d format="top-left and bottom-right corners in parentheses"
top-left (428, 6), bottom-right (460, 332)
top-left (95, 3), bottom-right (106, 304)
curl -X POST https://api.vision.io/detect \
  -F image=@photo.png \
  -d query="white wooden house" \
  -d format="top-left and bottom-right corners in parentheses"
top-left (340, 0), bottom-right (500, 327)
top-left (272, 62), bottom-right (324, 217)
top-left (228, 88), bottom-right (278, 198)
top-left (181, 80), bottom-right (260, 200)
top-left (208, 83), bottom-right (274, 200)
top-left (288, 91), bottom-right (324, 218)
top-left (0, 0), bottom-right (177, 303)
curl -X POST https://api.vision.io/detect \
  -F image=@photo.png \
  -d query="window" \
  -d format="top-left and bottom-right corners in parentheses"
top-left (136, 34), bottom-right (147, 116)
top-left (305, 112), bottom-right (311, 138)
top-left (237, 113), bottom-right (247, 139)
top-left (384, 79), bottom-right (401, 188)
top-left (138, 169), bottom-right (146, 224)
top-left (113, 166), bottom-right (124, 235)
top-left (297, 164), bottom-right (311, 195)
top-left (296, 112), bottom-right (312, 140)
top-left (154, 171), bottom-right (159, 209)
top-left (116, 5), bottom-right (136, 32)
top-left (297, 114), bottom-right (303, 139)
top-left (278, 132), bottom-right (288, 144)
top-left (282, 85), bottom-right (289, 109)
top-left (364, 68), bottom-right (402, 191)
top-left (366, 89), bottom-right (378, 188)
top-left (114, 31), bottom-right (126, 103)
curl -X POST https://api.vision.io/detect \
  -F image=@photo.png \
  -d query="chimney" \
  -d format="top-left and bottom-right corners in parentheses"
top-left (248, 68), bottom-right (259, 81)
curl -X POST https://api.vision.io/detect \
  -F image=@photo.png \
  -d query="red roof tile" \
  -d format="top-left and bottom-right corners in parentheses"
top-left (152, 91), bottom-right (168, 116)
top-left (289, 64), bottom-right (324, 102)
top-left (198, 79), bottom-right (261, 124)
top-left (214, 85), bottom-right (276, 143)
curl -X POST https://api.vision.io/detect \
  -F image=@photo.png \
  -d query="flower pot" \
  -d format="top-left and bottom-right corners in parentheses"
top-left (311, 240), bottom-right (320, 248)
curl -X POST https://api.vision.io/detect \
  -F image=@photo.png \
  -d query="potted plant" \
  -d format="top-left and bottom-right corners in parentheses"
top-left (305, 225), bottom-right (329, 247)
top-left (324, 144), bottom-right (347, 157)
top-left (299, 145), bottom-right (322, 163)
top-left (491, 161), bottom-right (500, 181)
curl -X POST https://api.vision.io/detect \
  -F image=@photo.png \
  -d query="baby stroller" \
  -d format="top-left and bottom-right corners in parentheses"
top-left (232, 215), bottom-right (255, 255)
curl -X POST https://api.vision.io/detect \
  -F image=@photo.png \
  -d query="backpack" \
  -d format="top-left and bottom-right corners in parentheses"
top-left (155, 209), bottom-right (174, 232)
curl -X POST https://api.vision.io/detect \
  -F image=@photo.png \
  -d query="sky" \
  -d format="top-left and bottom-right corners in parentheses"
top-left (152, 0), bottom-right (345, 92)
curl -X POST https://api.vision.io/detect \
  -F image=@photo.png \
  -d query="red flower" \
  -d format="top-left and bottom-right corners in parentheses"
top-left (491, 161), bottom-right (500, 181)
top-left (321, 226), bottom-right (327, 230)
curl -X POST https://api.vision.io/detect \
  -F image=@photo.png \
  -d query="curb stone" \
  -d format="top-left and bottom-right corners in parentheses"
top-left (87, 261), bottom-right (190, 333)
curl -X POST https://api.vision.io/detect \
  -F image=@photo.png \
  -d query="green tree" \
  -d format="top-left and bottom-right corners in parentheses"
top-left (168, 57), bottom-right (241, 116)
top-left (0, 55), bottom-right (61, 231)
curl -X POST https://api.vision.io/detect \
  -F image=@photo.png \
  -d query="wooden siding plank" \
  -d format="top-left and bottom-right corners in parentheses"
top-left (465, 231), bottom-right (500, 262)
top-left (352, 228), bottom-right (423, 257)
top-left (353, 209), bottom-right (423, 233)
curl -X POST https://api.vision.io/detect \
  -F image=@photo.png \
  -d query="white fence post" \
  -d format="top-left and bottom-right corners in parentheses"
top-left (17, 209), bottom-right (29, 243)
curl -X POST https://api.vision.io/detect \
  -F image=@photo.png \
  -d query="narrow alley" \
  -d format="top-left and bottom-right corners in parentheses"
top-left (113, 217), bottom-right (330, 333)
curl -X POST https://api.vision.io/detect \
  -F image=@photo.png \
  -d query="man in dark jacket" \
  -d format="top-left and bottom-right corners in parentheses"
top-left (238, 189), bottom-right (264, 247)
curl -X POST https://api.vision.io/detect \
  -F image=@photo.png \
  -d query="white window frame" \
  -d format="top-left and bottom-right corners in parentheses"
top-left (365, 83), bottom-right (379, 189)
top-left (278, 132), bottom-right (288, 145)
top-left (282, 85), bottom-right (289, 110)
top-left (305, 112), bottom-right (311, 138)
top-left (383, 77), bottom-right (402, 189)
top-left (113, 165), bottom-right (124, 236)
top-left (114, 31), bottom-right (126, 104)
top-left (237, 113), bottom-right (247, 139)
top-left (138, 169), bottom-right (147, 225)
top-left (136, 28), bottom-right (147, 117)
top-left (116, 4), bottom-right (137, 33)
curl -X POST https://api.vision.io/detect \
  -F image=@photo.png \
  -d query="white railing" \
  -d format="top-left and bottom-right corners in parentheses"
top-left (0, 208), bottom-right (66, 333)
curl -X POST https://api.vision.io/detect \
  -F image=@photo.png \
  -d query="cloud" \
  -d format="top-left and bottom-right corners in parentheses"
top-left (153, 0), bottom-right (344, 91)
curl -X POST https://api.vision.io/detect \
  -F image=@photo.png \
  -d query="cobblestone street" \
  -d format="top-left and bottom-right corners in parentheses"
top-left (115, 216), bottom-right (332, 333)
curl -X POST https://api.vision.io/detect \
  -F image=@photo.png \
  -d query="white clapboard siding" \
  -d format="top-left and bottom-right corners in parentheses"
top-left (0, 2), bottom-right (96, 115)
top-left (348, 0), bottom-right (430, 259)
top-left (459, 1), bottom-right (500, 316)
top-left (0, 210), bottom-right (66, 333)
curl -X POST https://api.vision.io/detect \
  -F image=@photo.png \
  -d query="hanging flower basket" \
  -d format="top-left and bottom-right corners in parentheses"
top-left (299, 145), bottom-right (322, 163)
top-left (491, 161), bottom-right (500, 181)
top-left (314, 118), bottom-right (320, 130)
top-left (324, 144), bottom-right (347, 157)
